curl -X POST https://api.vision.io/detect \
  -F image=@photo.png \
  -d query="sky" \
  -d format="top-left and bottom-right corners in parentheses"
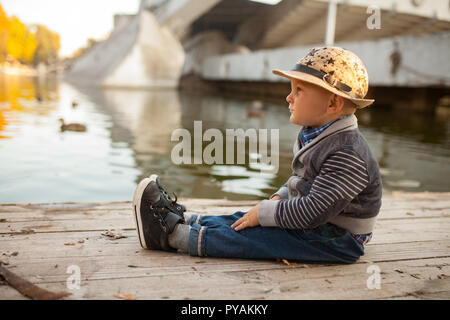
top-left (1, 0), bottom-right (140, 57)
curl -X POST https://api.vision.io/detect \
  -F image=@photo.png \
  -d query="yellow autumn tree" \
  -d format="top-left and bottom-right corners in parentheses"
top-left (0, 4), bottom-right (60, 65)
top-left (6, 16), bottom-right (37, 64)
top-left (0, 4), bottom-right (9, 62)
top-left (32, 24), bottom-right (60, 65)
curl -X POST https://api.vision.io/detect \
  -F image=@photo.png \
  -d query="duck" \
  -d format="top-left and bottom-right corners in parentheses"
top-left (246, 109), bottom-right (264, 118)
top-left (59, 118), bottom-right (87, 132)
top-left (389, 41), bottom-right (402, 76)
top-left (246, 100), bottom-right (265, 118)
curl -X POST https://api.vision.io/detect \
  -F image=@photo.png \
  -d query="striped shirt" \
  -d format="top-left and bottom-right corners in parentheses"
top-left (275, 149), bottom-right (370, 230)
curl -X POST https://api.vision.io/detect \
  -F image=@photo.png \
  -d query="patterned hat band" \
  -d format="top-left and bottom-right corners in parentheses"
top-left (291, 64), bottom-right (363, 99)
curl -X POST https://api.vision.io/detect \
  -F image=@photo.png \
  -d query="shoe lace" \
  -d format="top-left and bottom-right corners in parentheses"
top-left (146, 201), bottom-right (170, 233)
top-left (160, 188), bottom-right (177, 203)
top-left (171, 192), bottom-right (178, 203)
top-left (160, 188), bottom-right (184, 213)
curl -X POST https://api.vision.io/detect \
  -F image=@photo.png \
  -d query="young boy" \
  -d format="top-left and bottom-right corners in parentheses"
top-left (132, 47), bottom-right (382, 264)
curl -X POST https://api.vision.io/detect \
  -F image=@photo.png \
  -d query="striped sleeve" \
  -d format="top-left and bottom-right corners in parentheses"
top-left (270, 180), bottom-right (289, 200)
top-left (274, 149), bottom-right (370, 229)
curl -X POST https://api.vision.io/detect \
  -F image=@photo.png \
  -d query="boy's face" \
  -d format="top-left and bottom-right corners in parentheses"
top-left (286, 79), bottom-right (332, 128)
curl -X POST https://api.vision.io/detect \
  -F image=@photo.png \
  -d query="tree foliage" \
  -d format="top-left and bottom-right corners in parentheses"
top-left (32, 24), bottom-right (61, 65)
top-left (0, 4), bottom-right (60, 65)
top-left (6, 16), bottom-right (37, 64)
top-left (0, 4), bottom-right (10, 61)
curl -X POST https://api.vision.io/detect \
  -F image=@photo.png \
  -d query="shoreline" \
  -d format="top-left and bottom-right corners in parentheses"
top-left (0, 65), bottom-right (36, 77)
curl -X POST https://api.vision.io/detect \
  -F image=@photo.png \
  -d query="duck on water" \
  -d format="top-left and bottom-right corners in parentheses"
top-left (59, 118), bottom-right (87, 132)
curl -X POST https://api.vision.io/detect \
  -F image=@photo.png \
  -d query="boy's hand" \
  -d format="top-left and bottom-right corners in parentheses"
top-left (271, 194), bottom-right (282, 200)
top-left (231, 203), bottom-right (260, 231)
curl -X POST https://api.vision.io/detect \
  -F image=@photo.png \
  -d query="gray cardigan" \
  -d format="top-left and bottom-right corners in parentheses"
top-left (258, 114), bottom-right (382, 234)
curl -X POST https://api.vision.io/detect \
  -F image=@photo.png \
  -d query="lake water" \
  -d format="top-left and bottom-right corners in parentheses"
top-left (0, 75), bottom-right (449, 203)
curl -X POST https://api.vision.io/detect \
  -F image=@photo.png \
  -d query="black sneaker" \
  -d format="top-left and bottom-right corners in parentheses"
top-left (132, 174), bottom-right (185, 250)
top-left (149, 174), bottom-right (186, 220)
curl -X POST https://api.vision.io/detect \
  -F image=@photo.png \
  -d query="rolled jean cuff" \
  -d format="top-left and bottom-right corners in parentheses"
top-left (188, 223), bottom-right (207, 257)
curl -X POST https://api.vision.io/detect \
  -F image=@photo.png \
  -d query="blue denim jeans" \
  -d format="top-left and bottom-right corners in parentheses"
top-left (188, 211), bottom-right (364, 264)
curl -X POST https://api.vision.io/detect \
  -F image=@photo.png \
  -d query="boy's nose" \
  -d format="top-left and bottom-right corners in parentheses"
top-left (286, 92), bottom-right (293, 104)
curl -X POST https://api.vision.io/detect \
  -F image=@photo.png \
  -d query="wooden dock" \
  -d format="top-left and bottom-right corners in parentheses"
top-left (1, 192), bottom-right (449, 300)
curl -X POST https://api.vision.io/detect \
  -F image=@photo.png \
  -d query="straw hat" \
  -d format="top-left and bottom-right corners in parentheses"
top-left (273, 47), bottom-right (374, 108)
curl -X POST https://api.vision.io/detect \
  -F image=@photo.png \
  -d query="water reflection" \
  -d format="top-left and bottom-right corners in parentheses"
top-left (0, 75), bottom-right (59, 138)
top-left (0, 75), bottom-right (449, 203)
top-left (357, 107), bottom-right (450, 192)
top-left (96, 87), bottom-right (294, 200)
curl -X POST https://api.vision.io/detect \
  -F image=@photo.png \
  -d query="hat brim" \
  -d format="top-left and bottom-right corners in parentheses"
top-left (272, 69), bottom-right (374, 108)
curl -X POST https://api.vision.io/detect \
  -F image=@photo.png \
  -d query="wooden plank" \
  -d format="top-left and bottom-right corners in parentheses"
top-left (1, 228), bottom-right (449, 267)
top-left (0, 284), bottom-right (29, 300)
top-left (1, 257), bottom-right (448, 300)
top-left (2, 192), bottom-right (448, 214)
top-left (1, 243), bottom-right (449, 284)
top-left (2, 205), bottom-right (446, 234)
top-left (1, 193), bottom-right (448, 222)
top-left (1, 212), bottom-right (448, 245)
top-left (1, 193), bottom-right (449, 300)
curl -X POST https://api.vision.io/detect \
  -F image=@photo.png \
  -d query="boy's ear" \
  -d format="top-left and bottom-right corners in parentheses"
top-left (328, 94), bottom-right (345, 113)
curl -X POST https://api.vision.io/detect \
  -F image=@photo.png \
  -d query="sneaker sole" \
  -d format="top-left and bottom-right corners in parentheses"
top-left (132, 174), bottom-right (159, 249)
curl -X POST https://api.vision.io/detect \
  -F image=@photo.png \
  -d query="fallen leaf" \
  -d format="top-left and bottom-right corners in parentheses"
top-left (281, 258), bottom-right (290, 266)
top-left (114, 293), bottom-right (135, 300)
top-left (281, 259), bottom-right (300, 267)
top-left (101, 230), bottom-right (127, 240)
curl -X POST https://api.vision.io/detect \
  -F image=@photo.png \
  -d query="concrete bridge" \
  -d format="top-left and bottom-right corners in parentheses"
top-left (65, 0), bottom-right (450, 110)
